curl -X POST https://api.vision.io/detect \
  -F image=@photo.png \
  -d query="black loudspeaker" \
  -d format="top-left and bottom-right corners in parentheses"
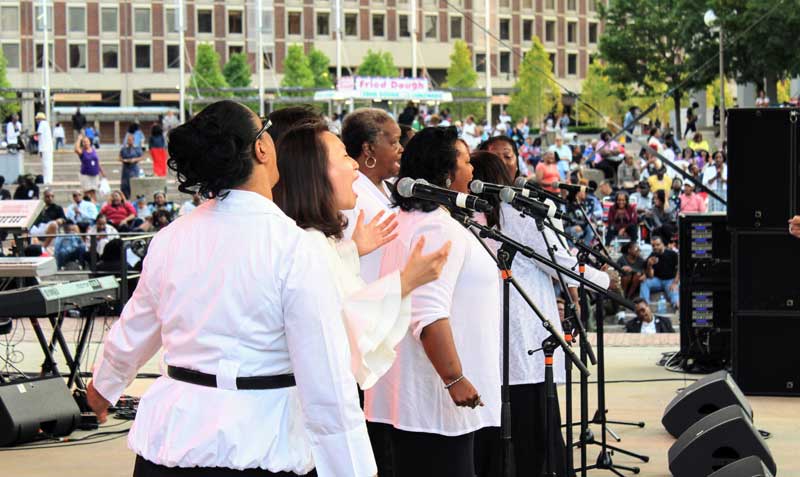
top-left (0, 377), bottom-right (80, 446)
top-left (733, 313), bottom-right (800, 396)
top-left (708, 456), bottom-right (774, 477)
top-left (662, 371), bottom-right (751, 438)
top-left (727, 108), bottom-right (797, 230)
top-left (679, 213), bottom-right (731, 284)
top-left (732, 231), bottom-right (800, 313)
top-left (668, 405), bottom-right (776, 477)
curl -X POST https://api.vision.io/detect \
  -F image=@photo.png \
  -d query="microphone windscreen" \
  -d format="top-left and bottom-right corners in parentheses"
top-left (397, 177), bottom-right (416, 198)
top-left (499, 187), bottom-right (516, 204)
top-left (469, 180), bottom-right (485, 194)
top-left (514, 176), bottom-right (528, 189)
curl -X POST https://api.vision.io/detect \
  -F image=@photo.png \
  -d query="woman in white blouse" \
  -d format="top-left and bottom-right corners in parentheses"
top-left (85, 101), bottom-right (376, 476)
top-left (469, 151), bottom-right (615, 477)
top-left (365, 127), bottom-right (502, 477)
top-left (272, 120), bottom-right (450, 390)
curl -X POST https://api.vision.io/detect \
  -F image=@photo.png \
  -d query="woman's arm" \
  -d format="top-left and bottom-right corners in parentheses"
top-left (420, 320), bottom-right (482, 407)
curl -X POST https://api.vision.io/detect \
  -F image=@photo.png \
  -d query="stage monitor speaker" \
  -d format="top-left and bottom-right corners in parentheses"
top-left (0, 377), bottom-right (80, 446)
top-left (668, 405), bottom-right (776, 477)
top-left (733, 313), bottom-right (800, 396)
top-left (727, 108), bottom-right (797, 230)
top-left (708, 456), bottom-right (774, 477)
top-left (732, 231), bottom-right (800, 313)
top-left (662, 371), bottom-right (751, 438)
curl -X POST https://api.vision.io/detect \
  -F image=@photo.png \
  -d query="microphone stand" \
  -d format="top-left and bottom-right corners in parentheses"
top-left (539, 218), bottom-right (624, 273)
top-left (450, 211), bottom-right (591, 477)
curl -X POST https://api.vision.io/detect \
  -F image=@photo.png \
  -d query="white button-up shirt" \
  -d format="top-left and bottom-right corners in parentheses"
top-left (342, 172), bottom-right (394, 284)
top-left (365, 208), bottom-right (501, 435)
top-left (92, 190), bottom-right (376, 476)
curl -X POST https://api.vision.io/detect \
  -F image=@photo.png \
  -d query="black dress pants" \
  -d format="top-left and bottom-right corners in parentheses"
top-left (390, 427), bottom-right (475, 477)
top-left (133, 456), bottom-right (315, 477)
top-left (474, 383), bottom-right (570, 477)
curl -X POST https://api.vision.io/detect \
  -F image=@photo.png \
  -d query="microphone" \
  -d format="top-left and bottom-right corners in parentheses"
top-left (469, 179), bottom-right (532, 198)
top-left (499, 187), bottom-right (567, 221)
top-left (397, 177), bottom-right (493, 213)
top-left (554, 182), bottom-right (595, 194)
top-left (513, 176), bottom-right (568, 205)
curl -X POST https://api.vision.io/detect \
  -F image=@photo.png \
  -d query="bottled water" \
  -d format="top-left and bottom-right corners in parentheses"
top-left (657, 295), bottom-right (667, 314)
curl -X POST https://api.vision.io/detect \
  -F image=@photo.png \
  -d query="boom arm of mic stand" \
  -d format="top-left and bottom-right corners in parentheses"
top-left (540, 218), bottom-right (623, 273)
top-left (452, 212), bottom-right (592, 378)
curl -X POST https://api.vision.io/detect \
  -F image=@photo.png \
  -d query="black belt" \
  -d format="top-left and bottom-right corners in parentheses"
top-left (167, 365), bottom-right (296, 390)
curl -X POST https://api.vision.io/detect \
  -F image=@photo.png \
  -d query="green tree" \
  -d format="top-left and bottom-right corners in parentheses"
top-left (189, 44), bottom-right (229, 95)
top-left (281, 44), bottom-right (315, 94)
top-left (507, 36), bottom-right (558, 124)
top-left (357, 50), bottom-right (399, 77)
top-left (598, 0), bottom-right (714, 137)
top-left (308, 49), bottom-right (333, 88)
top-left (706, 78), bottom-right (734, 109)
top-left (223, 52), bottom-right (252, 89)
top-left (578, 60), bottom-right (627, 128)
top-left (0, 49), bottom-right (20, 118)
top-left (442, 40), bottom-right (484, 120)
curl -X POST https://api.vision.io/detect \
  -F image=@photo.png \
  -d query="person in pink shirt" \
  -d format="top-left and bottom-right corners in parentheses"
top-left (679, 181), bottom-right (706, 213)
top-left (535, 150), bottom-right (560, 192)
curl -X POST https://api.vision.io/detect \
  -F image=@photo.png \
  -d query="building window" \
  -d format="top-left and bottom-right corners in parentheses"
top-left (588, 0), bottom-right (597, 12)
top-left (450, 17), bottom-right (462, 39)
top-left (35, 6), bottom-right (53, 32)
top-left (197, 9), bottom-right (213, 34)
top-left (500, 0), bottom-right (510, 7)
top-left (424, 15), bottom-right (437, 39)
top-left (135, 44), bottom-right (151, 69)
top-left (102, 44), bottom-right (118, 69)
top-left (263, 51), bottom-right (273, 70)
top-left (545, 0), bottom-right (555, 9)
top-left (399, 15), bottom-right (410, 37)
top-left (545, 21), bottom-right (556, 42)
top-left (68, 6), bottom-right (86, 33)
top-left (568, 53), bottom-right (578, 75)
top-left (523, 0), bottom-right (533, 8)
top-left (523, 20), bottom-right (533, 41)
top-left (1, 6), bottom-right (19, 32)
top-left (475, 53), bottom-right (485, 73)
top-left (229, 10), bottom-right (243, 34)
top-left (568, 0), bottom-right (577, 10)
top-left (35, 43), bottom-right (53, 68)
top-left (1, 43), bottom-right (19, 69)
top-left (589, 23), bottom-right (598, 44)
top-left (166, 8), bottom-right (179, 34)
top-left (134, 8), bottom-right (150, 33)
top-left (499, 19), bottom-right (510, 41)
top-left (344, 13), bottom-right (358, 37)
top-left (261, 10), bottom-right (273, 35)
top-left (288, 12), bottom-right (302, 36)
top-left (166, 44), bottom-right (179, 68)
top-left (549, 52), bottom-right (556, 73)
top-left (101, 7), bottom-right (118, 33)
top-left (372, 14), bottom-right (385, 38)
top-left (69, 44), bottom-right (86, 69)
top-left (567, 22), bottom-right (577, 43)
top-left (500, 51), bottom-right (510, 74)
top-left (317, 13), bottom-right (330, 36)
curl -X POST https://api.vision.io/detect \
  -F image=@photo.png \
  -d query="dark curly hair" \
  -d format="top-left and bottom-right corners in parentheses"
top-left (392, 126), bottom-right (462, 213)
top-left (273, 120), bottom-right (347, 239)
top-left (478, 135), bottom-right (520, 177)
top-left (469, 151), bottom-right (512, 229)
top-left (167, 100), bottom-right (259, 199)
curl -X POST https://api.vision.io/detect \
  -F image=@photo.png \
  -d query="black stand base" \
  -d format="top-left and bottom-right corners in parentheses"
top-left (578, 449), bottom-right (642, 477)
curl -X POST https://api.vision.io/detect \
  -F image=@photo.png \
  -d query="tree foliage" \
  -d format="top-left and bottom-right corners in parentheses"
top-left (442, 40), bottom-right (484, 120)
top-left (578, 60), bottom-right (627, 128)
top-left (0, 49), bottom-right (19, 118)
top-left (222, 52), bottom-right (252, 89)
top-left (598, 0), bottom-right (714, 136)
top-left (357, 50), bottom-right (400, 77)
top-left (281, 44), bottom-right (315, 92)
top-left (507, 36), bottom-right (558, 124)
top-left (706, 78), bottom-right (734, 109)
top-left (189, 44), bottom-right (229, 95)
top-left (308, 49), bottom-right (333, 89)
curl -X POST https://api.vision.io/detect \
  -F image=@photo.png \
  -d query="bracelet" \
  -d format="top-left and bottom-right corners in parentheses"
top-left (444, 375), bottom-right (465, 390)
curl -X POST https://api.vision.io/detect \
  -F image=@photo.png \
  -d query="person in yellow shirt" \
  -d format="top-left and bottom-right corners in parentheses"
top-left (648, 167), bottom-right (672, 195)
top-left (687, 132), bottom-right (710, 155)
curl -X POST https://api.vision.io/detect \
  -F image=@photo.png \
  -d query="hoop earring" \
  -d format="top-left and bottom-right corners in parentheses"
top-left (365, 156), bottom-right (377, 168)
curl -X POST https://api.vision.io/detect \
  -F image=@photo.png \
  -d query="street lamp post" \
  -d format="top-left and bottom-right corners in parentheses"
top-left (705, 9), bottom-right (725, 144)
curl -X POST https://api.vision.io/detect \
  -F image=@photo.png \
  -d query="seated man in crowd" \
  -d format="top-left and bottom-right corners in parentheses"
top-left (625, 298), bottom-right (675, 334)
top-left (100, 191), bottom-right (138, 231)
top-left (630, 180), bottom-right (653, 213)
top-left (179, 193), bottom-right (203, 216)
top-left (640, 236), bottom-right (679, 308)
top-left (146, 191), bottom-right (177, 219)
top-left (678, 180), bottom-right (707, 213)
top-left (65, 190), bottom-right (99, 226)
top-left (30, 189), bottom-right (66, 248)
top-left (53, 220), bottom-right (87, 269)
top-left (88, 214), bottom-right (119, 256)
top-left (617, 242), bottom-right (646, 299)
